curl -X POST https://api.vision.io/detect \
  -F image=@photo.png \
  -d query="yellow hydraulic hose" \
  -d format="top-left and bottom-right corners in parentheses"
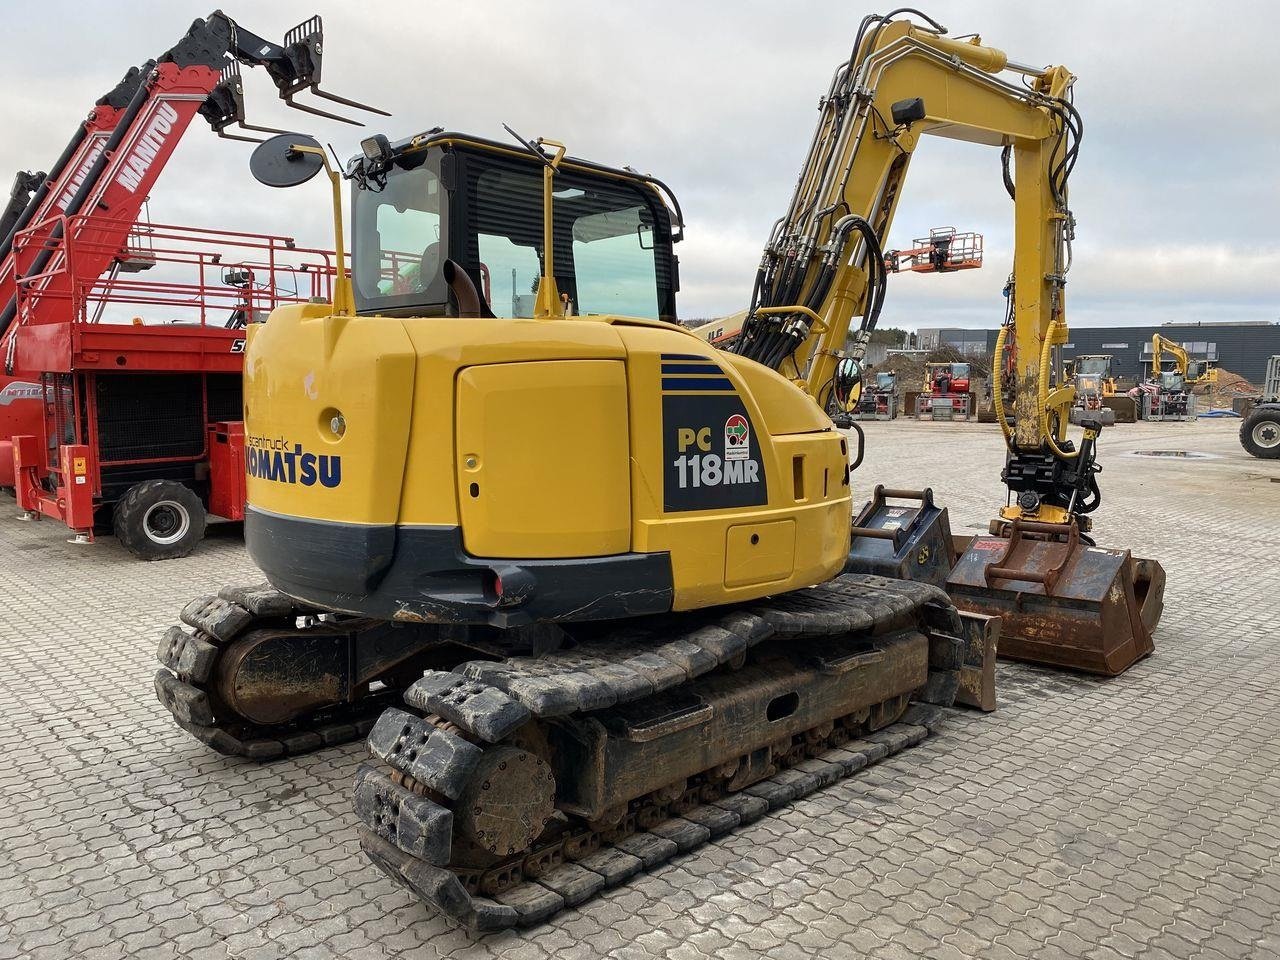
top-left (1038, 318), bottom-right (1078, 460)
top-left (992, 322), bottom-right (1013, 446)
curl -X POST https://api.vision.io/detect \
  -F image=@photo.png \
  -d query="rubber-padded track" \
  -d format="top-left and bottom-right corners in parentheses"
top-left (361, 703), bottom-right (945, 932)
top-left (454, 574), bottom-right (953, 720)
top-left (357, 573), bottom-right (964, 931)
top-left (154, 582), bottom-right (387, 760)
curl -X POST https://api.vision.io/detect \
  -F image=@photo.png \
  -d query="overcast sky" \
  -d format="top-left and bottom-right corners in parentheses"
top-left (2, 1), bottom-right (1277, 330)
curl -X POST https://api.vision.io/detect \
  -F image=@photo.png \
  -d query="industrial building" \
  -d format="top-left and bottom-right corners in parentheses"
top-left (918, 321), bottom-right (1280, 385)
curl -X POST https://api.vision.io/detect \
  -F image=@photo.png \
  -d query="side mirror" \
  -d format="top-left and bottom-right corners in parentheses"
top-left (248, 133), bottom-right (355, 316)
top-left (836, 357), bottom-right (864, 389)
top-left (249, 133), bottom-right (325, 188)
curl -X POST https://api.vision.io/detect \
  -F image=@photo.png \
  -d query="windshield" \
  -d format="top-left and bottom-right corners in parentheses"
top-left (463, 154), bottom-right (665, 319)
top-left (1076, 357), bottom-right (1110, 376)
top-left (352, 155), bottom-right (444, 312)
top-left (351, 146), bottom-right (676, 320)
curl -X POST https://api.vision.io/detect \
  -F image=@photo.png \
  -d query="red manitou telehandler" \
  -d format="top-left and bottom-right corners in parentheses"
top-left (0, 12), bottom-right (380, 557)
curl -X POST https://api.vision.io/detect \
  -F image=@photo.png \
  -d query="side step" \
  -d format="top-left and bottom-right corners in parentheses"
top-left (947, 520), bottom-right (1165, 676)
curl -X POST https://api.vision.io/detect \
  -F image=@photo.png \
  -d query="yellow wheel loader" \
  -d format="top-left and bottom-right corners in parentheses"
top-left (1066, 355), bottom-right (1136, 424)
top-left (153, 9), bottom-right (1163, 929)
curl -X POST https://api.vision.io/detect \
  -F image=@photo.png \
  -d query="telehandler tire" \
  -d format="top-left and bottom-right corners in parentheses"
top-left (114, 479), bottom-right (207, 560)
top-left (1240, 408), bottom-right (1280, 460)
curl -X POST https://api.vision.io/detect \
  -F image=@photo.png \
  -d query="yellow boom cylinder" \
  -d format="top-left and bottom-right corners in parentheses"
top-left (911, 30), bottom-right (1009, 74)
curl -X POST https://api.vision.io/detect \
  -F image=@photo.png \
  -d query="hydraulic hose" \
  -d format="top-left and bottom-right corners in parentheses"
top-left (1038, 318), bottom-right (1078, 460)
top-left (992, 322), bottom-right (1013, 446)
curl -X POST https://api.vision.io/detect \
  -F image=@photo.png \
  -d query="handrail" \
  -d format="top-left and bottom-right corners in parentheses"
top-left (9, 211), bottom-right (337, 329)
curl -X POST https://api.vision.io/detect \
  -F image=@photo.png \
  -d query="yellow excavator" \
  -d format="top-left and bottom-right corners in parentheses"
top-left (153, 10), bottom-right (1163, 929)
top-left (1138, 332), bottom-right (1216, 419)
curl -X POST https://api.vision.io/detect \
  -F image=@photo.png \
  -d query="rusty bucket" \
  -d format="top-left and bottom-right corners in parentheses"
top-left (947, 520), bottom-right (1165, 677)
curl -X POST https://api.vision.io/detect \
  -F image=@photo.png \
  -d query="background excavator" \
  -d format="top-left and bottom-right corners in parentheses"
top-left (153, 9), bottom-right (1164, 929)
top-left (1134, 332), bottom-right (1216, 420)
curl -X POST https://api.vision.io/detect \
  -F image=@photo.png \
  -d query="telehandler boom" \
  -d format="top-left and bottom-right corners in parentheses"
top-left (154, 9), bottom-right (1163, 928)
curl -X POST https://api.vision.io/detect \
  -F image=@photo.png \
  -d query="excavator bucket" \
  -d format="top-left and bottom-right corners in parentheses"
top-left (947, 520), bottom-right (1164, 676)
top-left (845, 487), bottom-right (999, 711)
top-left (1103, 395), bottom-right (1138, 423)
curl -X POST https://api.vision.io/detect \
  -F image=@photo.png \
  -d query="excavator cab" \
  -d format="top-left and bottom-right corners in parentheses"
top-left (348, 133), bottom-right (681, 323)
top-left (239, 130), bottom-right (858, 628)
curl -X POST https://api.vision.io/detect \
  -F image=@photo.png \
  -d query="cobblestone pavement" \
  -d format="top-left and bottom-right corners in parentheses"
top-left (2, 418), bottom-right (1278, 959)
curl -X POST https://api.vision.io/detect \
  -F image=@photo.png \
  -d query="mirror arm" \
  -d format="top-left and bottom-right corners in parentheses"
top-left (289, 144), bottom-right (355, 316)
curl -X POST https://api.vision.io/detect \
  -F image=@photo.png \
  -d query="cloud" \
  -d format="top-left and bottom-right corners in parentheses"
top-left (2, 0), bottom-right (1276, 331)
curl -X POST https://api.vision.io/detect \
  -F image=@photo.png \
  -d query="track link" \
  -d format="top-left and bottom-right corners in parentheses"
top-left (154, 582), bottom-right (391, 760)
top-left (356, 573), bottom-right (964, 931)
top-left (361, 702), bottom-right (944, 932)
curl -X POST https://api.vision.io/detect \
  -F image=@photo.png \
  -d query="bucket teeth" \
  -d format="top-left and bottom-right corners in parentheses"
top-left (403, 672), bottom-right (530, 743)
top-left (180, 595), bottom-right (253, 642)
top-left (156, 625), bottom-right (218, 683)
top-left (354, 764), bottom-right (452, 865)
top-left (366, 708), bottom-right (482, 801)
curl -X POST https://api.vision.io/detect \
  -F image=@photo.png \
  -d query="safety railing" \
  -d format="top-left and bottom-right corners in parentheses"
top-left (11, 212), bottom-right (336, 330)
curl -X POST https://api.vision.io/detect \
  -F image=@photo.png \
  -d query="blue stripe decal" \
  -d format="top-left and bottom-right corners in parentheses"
top-left (662, 377), bottom-right (736, 392)
top-left (660, 353), bottom-right (710, 361)
top-left (661, 363), bottom-right (724, 375)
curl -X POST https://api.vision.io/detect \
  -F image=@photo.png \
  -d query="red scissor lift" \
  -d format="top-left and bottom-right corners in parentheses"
top-left (0, 11), bottom-right (380, 557)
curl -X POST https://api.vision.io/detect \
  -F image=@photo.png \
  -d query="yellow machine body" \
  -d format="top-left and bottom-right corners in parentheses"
top-left (243, 307), bottom-right (850, 625)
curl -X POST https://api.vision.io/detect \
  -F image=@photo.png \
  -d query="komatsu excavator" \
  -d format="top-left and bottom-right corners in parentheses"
top-left (153, 10), bottom-right (1163, 929)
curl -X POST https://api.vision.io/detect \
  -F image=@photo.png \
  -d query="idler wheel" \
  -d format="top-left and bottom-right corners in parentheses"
top-left (455, 746), bottom-right (555, 858)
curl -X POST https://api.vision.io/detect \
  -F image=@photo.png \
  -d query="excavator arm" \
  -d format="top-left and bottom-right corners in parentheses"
top-left (745, 11), bottom-right (1162, 676)
top-left (1151, 332), bottom-right (1189, 378)
top-left (1151, 332), bottom-right (1216, 386)
top-left (733, 11), bottom-right (1086, 522)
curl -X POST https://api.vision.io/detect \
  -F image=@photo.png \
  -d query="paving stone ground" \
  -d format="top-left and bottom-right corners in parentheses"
top-left (1, 417), bottom-right (1277, 959)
